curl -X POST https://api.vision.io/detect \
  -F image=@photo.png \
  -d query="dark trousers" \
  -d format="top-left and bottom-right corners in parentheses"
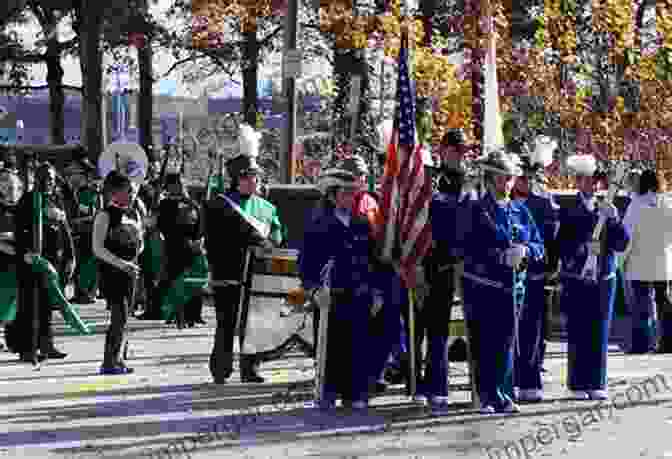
top-left (629, 280), bottom-right (657, 353)
top-left (368, 270), bottom-right (405, 386)
top-left (11, 264), bottom-right (54, 355)
top-left (565, 277), bottom-right (616, 391)
top-left (322, 290), bottom-right (371, 403)
top-left (101, 267), bottom-right (133, 368)
top-left (514, 278), bottom-right (545, 390)
top-left (654, 282), bottom-right (672, 349)
top-left (420, 264), bottom-right (456, 398)
top-left (210, 285), bottom-right (241, 381)
top-left (161, 244), bottom-right (204, 323)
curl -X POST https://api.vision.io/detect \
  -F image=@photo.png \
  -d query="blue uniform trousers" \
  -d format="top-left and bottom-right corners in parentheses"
top-left (369, 271), bottom-right (405, 385)
top-left (419, 264), bottom-right (456, 398)
top-left (514, 277), bottom-right (545, 390)
top-left (629, 281), bottom-right (657, 353)
top-left (565, 277), bottom-right (616, 391)
top-left (463, 277), bottom-right (516, 409)
top-left (323, 290), bottom-right (371, 403)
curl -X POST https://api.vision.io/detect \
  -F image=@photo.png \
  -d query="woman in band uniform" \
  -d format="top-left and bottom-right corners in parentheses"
top-left (92, 171), bottom-right (143, 375)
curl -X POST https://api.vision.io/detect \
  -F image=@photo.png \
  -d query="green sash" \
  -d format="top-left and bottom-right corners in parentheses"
top-left (0, 269), bottom-right (17, 322)
top-left (160, 253), bottom-right (209, 321)
top-left (141, 231), bottom-right (164, 277)
top-left (31, 255), bottom-right (92, 335)
top-left (77, 255), bottom-right (98, 293)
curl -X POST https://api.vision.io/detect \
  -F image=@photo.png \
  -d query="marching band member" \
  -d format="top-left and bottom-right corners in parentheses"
top-left (558, 155), bottom-right (629, 400)
top-left (10, 162), bottom-right (75, 363)
top-left (461, 150), bottom-right (544, 413)
top-left (156, 172), bottom-right (205, 327)
top-left (421, 129), bottom-right (472, 409)
top-left (511, 138), bottom-right (560, 402)
top-left (0, 169), bottom-right (23, 349)
top-left (93, 170), bottom-right (143, 375)
top-left (205, 124), bottom-right (283, 384)
top-left (621, 170), bottom-right (672, 354)
top-left (300, 167), bottom-right (380, 409)
top-left (71, 165), bottom-right (102, 304)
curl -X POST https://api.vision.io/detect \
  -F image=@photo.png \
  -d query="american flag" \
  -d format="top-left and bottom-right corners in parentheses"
top-left (377, 32), bottom-right (433, 286)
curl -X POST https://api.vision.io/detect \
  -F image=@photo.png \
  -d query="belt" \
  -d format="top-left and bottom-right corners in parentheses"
top-left (462, 272), bottom-right (513, 292)
top-left (207, 279), bottom-right (242, 286)
top-left (560, 271), bottom-right (616, 282)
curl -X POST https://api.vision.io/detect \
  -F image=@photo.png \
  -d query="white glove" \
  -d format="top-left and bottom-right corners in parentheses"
top-left (599, 202), bottom-right (618, 220)
top-left (588, 240), bottom-right (601, 256)
top-left (505, 244), bottom-right (527, 269)
top-left (370, 293), bottom-right (384, 317)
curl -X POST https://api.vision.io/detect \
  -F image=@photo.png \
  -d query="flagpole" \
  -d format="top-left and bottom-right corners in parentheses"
top-left (400, 2), bottom-right (417, 399)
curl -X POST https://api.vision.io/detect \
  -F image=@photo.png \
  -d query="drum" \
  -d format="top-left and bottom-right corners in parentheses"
top-left (0, 168), bottom-right (24, 207)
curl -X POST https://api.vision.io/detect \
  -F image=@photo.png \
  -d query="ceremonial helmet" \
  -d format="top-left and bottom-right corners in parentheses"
top-left (475, 148), bottom-right (523, 177)
top-left (337, 154), bottom-right (369, 177)
top-left (519, 136), bottom-right (557, 183)
top-left (565, 154), bottom-right (597, 176)
top-left (317, 167), bottom-right (359, 194)
top-left (226, 123), bottom-right (262, 181)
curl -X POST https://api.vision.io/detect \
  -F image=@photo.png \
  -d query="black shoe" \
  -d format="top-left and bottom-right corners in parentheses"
top-left (241, 372), bottom-right (265, 383)
top-left (137, 312), bottom-right (161, 321)
top-left (370, 381), bottom-right (388, 394)
top-left (19, 352), bottom-right (46, 363)
top-left (448, 338), bottom-right (468, 362)
top-left (42, 349), bottom-right (68, 359)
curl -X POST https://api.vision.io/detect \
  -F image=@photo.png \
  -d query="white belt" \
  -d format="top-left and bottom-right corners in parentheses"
top-left (462, 272), bottom-right (511, 291)
top-left (184, 277), bottom-right (241, 286)
top-left (560, 271), bottom-right (616, 282)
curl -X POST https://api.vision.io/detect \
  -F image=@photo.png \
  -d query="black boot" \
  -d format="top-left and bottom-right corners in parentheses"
top-left (240, 355), bottom-right (265, 383)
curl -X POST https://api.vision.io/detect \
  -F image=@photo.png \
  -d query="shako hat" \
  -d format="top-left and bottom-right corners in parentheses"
top-left (474, 148), bottom-right (523, 176)
top-left (226, 123), bottom-right (262, 179)
top-left (317, 168), bottom-right (359, 194)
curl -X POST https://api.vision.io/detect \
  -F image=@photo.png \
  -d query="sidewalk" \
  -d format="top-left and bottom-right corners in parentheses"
top-left (0, 300), bottom-right (670, 459)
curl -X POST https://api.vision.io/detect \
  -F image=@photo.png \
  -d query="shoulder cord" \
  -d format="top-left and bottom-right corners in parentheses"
top-left (319, 257), bottom-right (335, 290)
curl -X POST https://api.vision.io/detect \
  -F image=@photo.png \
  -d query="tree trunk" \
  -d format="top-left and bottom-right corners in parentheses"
top-left (333, 48), bottom-right (369, 153)
top-left (242, 28), bottom-right (258, 127)
top-left (138, 35), bottom-right (154, 160)
top-left (419, 0), bottom-right (435, 48)
top-left (78, 1), bottom-right (103, 163)
top-left (45, 38), bottom-right (65, 145)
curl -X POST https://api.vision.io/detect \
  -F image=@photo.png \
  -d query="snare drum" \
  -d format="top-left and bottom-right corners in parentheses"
top-left (0, 168), bottom-right (24, 207)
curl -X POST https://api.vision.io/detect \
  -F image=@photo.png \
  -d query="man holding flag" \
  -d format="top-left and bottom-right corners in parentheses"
top-left (375, 24), bottom-right (433, 400)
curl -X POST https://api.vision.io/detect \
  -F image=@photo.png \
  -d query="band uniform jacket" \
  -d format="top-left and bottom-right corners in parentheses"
top-left (460, 192), bottom-right (545, 289)
top-left (204, 191), bottom-right (283, 284)
top-left (556, 193), bottom-right (629, 284)
top-left (15, 191), bottom-right (75, 273)
top-left (157, 195), bottom-right (201, 249)
top-left (520, 191), bottom-right (560, 281)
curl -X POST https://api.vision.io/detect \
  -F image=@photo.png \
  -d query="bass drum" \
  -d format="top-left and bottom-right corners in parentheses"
top-left (0, 169), bottom-right (24, 207)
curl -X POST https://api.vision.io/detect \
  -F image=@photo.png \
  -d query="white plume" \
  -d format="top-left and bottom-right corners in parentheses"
top-left (237, 123), bottom-right (261, 158)
top-left (531, 136), bottom-right (556, 167)
top-left (566, 154), bottom-right (596, 176)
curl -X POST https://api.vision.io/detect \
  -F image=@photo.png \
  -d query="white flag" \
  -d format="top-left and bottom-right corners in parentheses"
top-left (483, 28), bottom-right (505, 153)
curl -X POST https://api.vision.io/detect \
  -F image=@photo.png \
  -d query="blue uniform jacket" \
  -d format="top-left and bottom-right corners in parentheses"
top-left (429, 189), bottom-right (473, 260)
top-left (460, 192), bottom-right (545, 289)
top-left (299, 206), bottom-right (378, 295)
top-left (557, 194), bottom-right (629, 282)
top-left (519, 192), bottom-right (560, 279)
